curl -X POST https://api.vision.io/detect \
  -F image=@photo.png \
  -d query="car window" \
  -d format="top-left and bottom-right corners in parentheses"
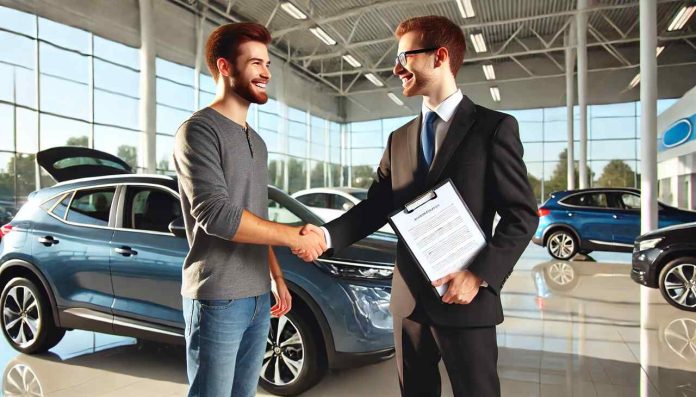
top-left (619, 193), bottom-right (641, 210)
top-left (562, 193), bottom-right (608, 208)
top-left (332, 195), bottom-right (354, 211)
top-left (352, 191), bottom-right (368, 201)
top-left (297, 193), bottom-right (329, 208)
top-left (124, 186), bottom-right (181, 233)
top-left (268, 198), bottom-right (303, 226)
top-left (65, 188), bottom-right (115, 226)
top-left (50, 193), bottom-right (72, 219)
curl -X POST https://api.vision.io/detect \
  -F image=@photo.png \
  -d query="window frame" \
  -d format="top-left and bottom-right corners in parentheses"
top-left (118, 185), bottom-right (182, 235)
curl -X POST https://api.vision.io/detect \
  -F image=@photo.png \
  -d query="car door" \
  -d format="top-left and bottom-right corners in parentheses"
top-left (560, 192), bottom-right (615, 244)
top-left (612, 192), bottom-right (641, 245)
top-left (31, 187), bottom-right (117, 330)
top-left (109, 184), bottom-right (188, 330)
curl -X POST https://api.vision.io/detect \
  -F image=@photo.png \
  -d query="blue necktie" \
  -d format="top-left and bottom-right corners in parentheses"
top-left (421, 111), bottom-right (438, 168)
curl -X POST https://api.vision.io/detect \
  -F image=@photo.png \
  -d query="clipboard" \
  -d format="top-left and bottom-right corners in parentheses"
top-left (387, 179), bottom-right (487, 298)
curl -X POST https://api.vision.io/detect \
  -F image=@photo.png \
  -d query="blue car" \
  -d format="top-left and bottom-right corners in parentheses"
top-left (532, 188), bottom-right (696, 260)
top-left (0, 147), bottom-right (396, 396)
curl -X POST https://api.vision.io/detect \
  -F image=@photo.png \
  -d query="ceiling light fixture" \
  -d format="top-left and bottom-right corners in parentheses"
top-left (342, 54), bottom-right (362, 68)
top-left (490, 86), bottom-right (501, 102)
top-left (455, 0), bottom-right (476, 18)
top-left (482, 64), bottom-right (495, 80)
top-left (470, 33), bottom-right (487, 53)
top-left (280, 2), bottom-right (307, 20)
top-left (667, 5), bottom-right (696, 31)
top-left (364, 73), bottom-right (384, 87)
top-left (310, 27), bottom-right (336, 46)
top-left (387, 93), bottom-right (404, 106)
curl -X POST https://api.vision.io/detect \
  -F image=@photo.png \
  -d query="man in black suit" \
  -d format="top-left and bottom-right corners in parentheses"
top-left (296, 15), bottom-right (538, 397)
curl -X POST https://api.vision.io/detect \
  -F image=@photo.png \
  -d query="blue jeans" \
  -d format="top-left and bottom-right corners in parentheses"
top-left (183, 293), bottom-right (271, 397)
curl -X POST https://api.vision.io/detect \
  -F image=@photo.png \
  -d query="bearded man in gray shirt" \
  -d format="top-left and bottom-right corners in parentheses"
top-left (173, 22), bottom-right (326, 397)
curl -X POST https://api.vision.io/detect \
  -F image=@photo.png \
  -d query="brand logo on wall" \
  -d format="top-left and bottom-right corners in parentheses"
top-left (660, 114), bottom-right (695, 152)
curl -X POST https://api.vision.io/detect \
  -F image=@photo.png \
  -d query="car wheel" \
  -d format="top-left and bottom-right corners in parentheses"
top-left (659, 257), bottom-right (696, 312)
top-left (543, 262), bottom-right (578, 291)
top-left (2, 362), bottom-right (43, 396)
top-left (259, 310), bottom-right (326, 396)
top-left (546, 230), bottom-right (578, 260)
top-left (0, 277), bottom-right (65, 354)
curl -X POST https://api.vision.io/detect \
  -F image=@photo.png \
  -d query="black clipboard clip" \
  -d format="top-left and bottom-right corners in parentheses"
top-left (404, 190), bottom-right (438, 214)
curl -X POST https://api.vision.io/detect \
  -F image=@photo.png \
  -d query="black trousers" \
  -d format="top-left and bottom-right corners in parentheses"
top-left (394, 311), bottom-right (500, 397)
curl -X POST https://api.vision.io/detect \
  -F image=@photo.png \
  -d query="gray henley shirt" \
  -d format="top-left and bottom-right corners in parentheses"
top-left (173, 107), bottom-right (270, 300)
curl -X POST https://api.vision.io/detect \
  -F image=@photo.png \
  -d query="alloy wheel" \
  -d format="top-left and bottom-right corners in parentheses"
top-left (664, 318), bottom-right (696, 361)
top-left (548, 232), bottom-right (576, 259)
top-left (663, 263), bottom-right (696, 309)
top-left (547, 262), bottom-right (576, 286)
top-left (2, 286), bottom-right (41, 349)
top-left (261, 316), bottom-right (305, 386)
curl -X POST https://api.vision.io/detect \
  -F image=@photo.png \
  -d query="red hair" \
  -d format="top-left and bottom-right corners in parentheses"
top-left (395, 16), bottom-right (466, 77)
top-left (205, 22), bottom-right (271, 81)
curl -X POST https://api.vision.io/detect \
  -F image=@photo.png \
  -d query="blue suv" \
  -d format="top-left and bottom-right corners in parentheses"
top-left (0, 147), bottom-right (396, 396)
top-left (533, 188), bottom-right (696, 260)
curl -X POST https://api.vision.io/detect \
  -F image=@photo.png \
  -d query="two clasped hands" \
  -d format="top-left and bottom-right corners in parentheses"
top-left (289, 224), bottom-right (482, 305)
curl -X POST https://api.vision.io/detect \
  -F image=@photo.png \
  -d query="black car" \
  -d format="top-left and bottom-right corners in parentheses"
top-left (632, 222), bottom-right (696, 311)
top-left (0, 147), bottom-right (397, 395)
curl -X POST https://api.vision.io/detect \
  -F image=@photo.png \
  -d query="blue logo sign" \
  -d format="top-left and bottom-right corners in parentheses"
top-left (660, 113), bottom-right (696, 152)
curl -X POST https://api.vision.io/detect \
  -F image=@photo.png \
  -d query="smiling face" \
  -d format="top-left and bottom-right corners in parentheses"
top-left (223, 40), bottom-right (272, 104)
top-left (392, 31), bottom-right (439, 97)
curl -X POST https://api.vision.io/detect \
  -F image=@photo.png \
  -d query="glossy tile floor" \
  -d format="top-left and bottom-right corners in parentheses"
top-left (1, 245), bottom-right (695, 396)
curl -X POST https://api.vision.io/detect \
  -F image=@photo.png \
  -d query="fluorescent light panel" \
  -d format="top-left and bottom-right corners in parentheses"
top-left (280, 2), bottom-right (307, 20)
top-left (342, 54), bottom-right (362, 68)
top-left (310, 27), bottom-right (336, 46)
top-left (387, 93), bottom-right (404, 106)
top-left (456, 0), bottom-right (476, 18)
top-left (482, 64), bottom-right (495, 80)
top-left (470, 33), bottom-right (487, 53)
top-left (629, 73), bottom-right (641, 88)
top-left (490, 86), bottom-right (501, 102)
top-left (656, 46), bottom-right (665, 57)
top-left (668, 5), bottom-right (696, 31)
top-left (364, 73), bottom-right (384, 87)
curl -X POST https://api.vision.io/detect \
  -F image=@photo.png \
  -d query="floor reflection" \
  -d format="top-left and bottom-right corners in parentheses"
top-left (0, 246), bottom-right (694, 396)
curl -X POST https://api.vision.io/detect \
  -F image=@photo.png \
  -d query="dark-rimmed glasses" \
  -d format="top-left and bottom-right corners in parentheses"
top-left (394, 47), bottom-right (439, 68)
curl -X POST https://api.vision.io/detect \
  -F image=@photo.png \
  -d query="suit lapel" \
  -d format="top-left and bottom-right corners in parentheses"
top-left (426, 96), bottom-right (477, 187)
top-left (404, 114), bottom-right (422, 182)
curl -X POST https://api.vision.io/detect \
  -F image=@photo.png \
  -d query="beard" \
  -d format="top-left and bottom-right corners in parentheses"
top-left (234, 80), bottom-right (268, 104)
top-left (229, 68), bottom-right (269, 105)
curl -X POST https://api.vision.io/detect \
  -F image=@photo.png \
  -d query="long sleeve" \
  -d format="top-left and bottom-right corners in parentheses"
top-left (467, 116), bottom-right (539, 295)
top-left (173, 121), bottom-right (243, 241)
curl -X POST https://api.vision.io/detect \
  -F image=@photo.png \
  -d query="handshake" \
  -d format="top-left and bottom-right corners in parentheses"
top-left (290, 224), bottom-right (327, 262)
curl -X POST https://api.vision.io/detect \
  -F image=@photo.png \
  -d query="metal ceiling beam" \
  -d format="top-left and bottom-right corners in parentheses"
top-left (314, 31), bottom-right (696, 77)
top-left (335, 60), bottom-right (696, 97)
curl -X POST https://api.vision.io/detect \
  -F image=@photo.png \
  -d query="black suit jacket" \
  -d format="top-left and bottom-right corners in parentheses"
top-left (324, 95), bottom-right (539, 327)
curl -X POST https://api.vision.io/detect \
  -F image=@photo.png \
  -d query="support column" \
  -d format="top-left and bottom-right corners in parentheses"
top-left (139, 0), bottom-right (156, 174)
top-left (576, 0), bottom-right (589, 188)
top-left (565, 20), bottom-right (577, 190)
top-left (193, 8), bottom-right (207, 110)
top-left (639, 1), bottom-right (658, 396)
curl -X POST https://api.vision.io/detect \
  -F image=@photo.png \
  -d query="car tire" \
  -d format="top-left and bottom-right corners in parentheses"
top-left (0, 277), bottom-right (65, 354)
top-left (546, 229), bottom-right (578, 260)
top-left (658, 257), bottom-right (696, 312)
top-left (259, 309), bottom-right (326, 396)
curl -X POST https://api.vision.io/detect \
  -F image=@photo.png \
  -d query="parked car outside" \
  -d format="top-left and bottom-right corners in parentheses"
top-left (632, 221), bottom-right (696, 312)
top-left (532, 188), bottom-right (696, 260)
top-left (291, 188), bottom-right (395, 234)
top-left (0, 147), bottom-right (397, 396)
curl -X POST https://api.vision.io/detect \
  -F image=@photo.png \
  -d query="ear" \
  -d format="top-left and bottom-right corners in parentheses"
top-left (216, 57), bottom-right (232, 79)
top-left (434, 47), bottom-right (449, 69)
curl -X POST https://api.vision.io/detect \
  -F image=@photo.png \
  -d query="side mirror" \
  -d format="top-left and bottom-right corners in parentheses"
top-left (168, 216), bottom-right (186, 238)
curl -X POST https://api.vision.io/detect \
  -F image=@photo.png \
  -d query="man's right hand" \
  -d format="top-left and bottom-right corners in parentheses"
top-left (291, 224), bottom-right (326, 262)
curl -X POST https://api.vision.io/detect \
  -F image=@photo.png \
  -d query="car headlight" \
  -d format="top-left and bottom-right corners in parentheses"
top-left (315, 259), bottom-right (393, 280)
top-left (638, 237), bottom-right (663, 251)
top-left (345, 285), bottom-right (392, 331)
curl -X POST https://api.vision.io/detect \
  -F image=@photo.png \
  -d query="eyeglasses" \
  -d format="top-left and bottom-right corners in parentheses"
top-left (394, 47), bottom-right (439, 68)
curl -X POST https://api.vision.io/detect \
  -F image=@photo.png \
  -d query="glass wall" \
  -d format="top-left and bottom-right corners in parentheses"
top-left (347, 100), bottom-right (676, 201)
top-left (0, 5), bottom-right (347, 217)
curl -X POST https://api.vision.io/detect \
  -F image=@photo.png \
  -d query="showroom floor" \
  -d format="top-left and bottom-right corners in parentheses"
top-left (1, 245), bottom-right (694, 397)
